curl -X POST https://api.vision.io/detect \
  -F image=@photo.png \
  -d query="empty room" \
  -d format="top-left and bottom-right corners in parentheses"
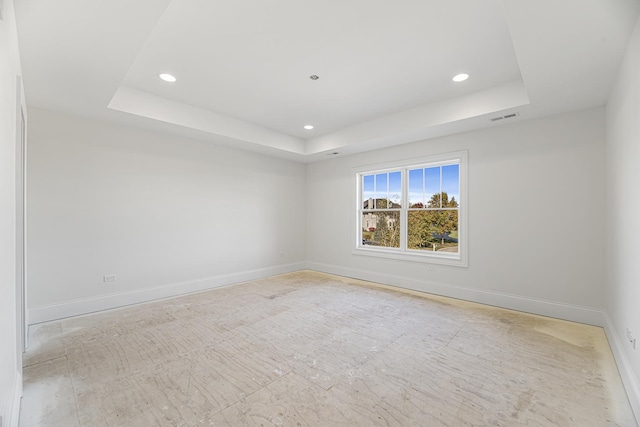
top-left (1, 0), bottom-right (640, 426)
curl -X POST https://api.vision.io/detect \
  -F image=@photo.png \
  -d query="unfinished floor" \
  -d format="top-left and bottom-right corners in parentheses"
top-left (19, 271), bottom-right (636, 426)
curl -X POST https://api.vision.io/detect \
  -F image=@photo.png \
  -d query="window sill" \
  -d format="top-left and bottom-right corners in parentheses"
top-left (353, 246), bottom-right (467, 267)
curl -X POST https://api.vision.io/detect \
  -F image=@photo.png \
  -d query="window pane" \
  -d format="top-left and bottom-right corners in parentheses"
top-left (361, 211), bottom-right (400, 248)
top-left (442, 164), bottom-right (460, 207)
top-left (375, 173), bottom-right (388, 208)
top-left (389, 171), bottom-right (401, 207)
top-left (363, 175), bottom-right (374, 209)
top-left (408, 168), bottom-right (423, 207)
top-left (425, 167), bottom-right (440, 207)
top-left (407, 210), bottom-right (458, 252)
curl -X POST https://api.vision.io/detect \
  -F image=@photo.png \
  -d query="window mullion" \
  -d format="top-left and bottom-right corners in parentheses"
top-left (386, 173), bottom-right (390, 207)
top-left (373, 173), bottom-right (376, 209)
top-left (422, 167), bottom-right (425, 207)
top-left (439, 166), bottom-right (443, 208)
top-left (400, 167), bottom-right (407, 251)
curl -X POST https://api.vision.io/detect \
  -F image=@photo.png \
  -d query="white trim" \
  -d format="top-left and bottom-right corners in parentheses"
top-left (604, 313), bottom-right (640, 425)
top-left (306, 261), bottom-right (604, 326)
top-left (353, 246), bottom-right (463, 266)
top-left (16, 77), bottom-right (27, 355)
top-left (28, 262), bottom-right (306, 324)
top-left (7, 371), bottom-right (22, 427)
top-left (352, 151), bottom-right (468, 174)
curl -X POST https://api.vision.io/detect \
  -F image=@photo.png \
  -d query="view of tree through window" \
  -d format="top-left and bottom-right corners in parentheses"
top-left (358, 158), bottom-right (462, 259)
top-left (407, 164), bottom-right (459, 253)
top-left (362, 171), bottom-right (401, 248)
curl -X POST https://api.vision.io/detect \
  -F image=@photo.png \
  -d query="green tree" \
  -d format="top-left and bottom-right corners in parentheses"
top-left (431, 210), bottom-right (459, 244)
top-left (373, 211), bottom-right (400, 248)
top-left (408, 192), bottom-right (459, 248)
top-left (428, 192), bottom-right (458, 244)
top-left (428, 192), bottom-right (458, 208)
top-left (408, 210), bottom-right (431, 249)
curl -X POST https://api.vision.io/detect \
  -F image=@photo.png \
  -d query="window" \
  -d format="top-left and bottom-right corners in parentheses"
top-left (355, 151), bottom-right (467, 267)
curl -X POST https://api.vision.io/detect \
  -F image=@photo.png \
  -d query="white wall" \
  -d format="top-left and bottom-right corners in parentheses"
top-left (27, 108), bottom-right (306, 322)
top-left (14, 13), bottom-right (640, 422)
top-left (0, 0), bottom-right (23, 425)
top-left (307, 108), bottom-right (606, 325)
top-left (605, 13), bottom-right (640, 421)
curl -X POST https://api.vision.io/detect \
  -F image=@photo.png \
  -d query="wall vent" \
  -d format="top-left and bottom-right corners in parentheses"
top-left (490, 112), bottom-right (520, 122)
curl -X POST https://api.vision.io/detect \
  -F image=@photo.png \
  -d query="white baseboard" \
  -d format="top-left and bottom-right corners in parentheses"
top-left (8, 371), bottom-right (22, 427)
top-left (306, 261), bottom-right (605, 326)
top-left (604, 313), bottom-right (640, 425)
top-left (29, 262), bottom-right (306, 324)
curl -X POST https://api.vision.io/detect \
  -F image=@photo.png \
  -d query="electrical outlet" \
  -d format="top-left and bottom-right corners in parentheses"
top-left (627, 328), bottom-right (636, 350)
top-left (103, 274), bottom-right (117, 283)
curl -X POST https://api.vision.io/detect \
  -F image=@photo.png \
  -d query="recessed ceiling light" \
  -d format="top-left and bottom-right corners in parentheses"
top-left (159, 73), bottom-right (177, 83)
top-left (452, 73), bottom-right (469, 82)
top-left (304, 125), bottom-right (314, 130)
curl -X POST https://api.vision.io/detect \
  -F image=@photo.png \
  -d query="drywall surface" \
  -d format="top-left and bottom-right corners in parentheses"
top-left (307, 108), bottom-right (606, 324)
top-left (605, 13), bottom-right (640, 422)
top-left (27, 108), bottom-right (306, 321)
top-left (0, 0), bottom-right (23, 425)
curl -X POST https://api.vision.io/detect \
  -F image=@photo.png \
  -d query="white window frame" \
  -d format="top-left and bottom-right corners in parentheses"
top-left (353, 151), bottom-right (468, 267)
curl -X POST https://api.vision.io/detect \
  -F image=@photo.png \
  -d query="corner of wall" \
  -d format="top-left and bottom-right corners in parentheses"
top-left (604, 313), bottom-right (640, 425)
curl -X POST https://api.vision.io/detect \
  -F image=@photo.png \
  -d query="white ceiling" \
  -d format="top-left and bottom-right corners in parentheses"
top-left (14, 0), bottom-right (640, 162)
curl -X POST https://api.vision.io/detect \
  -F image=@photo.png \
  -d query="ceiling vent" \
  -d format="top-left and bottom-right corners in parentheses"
top-left (490, 112), bottom-right (520, 122)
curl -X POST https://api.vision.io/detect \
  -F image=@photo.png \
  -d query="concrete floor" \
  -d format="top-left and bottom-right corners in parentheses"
top-left (19, 271), bottom-right (637, 426)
